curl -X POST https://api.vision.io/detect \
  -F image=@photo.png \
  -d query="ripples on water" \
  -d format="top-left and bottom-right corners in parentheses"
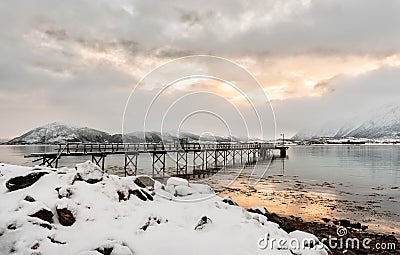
top-left (0, 144), bottom-right (399, 234)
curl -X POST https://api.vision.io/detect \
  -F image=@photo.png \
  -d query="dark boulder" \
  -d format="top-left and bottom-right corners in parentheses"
top-left (130, 189), bottom-right (153, 201)
top-left (5, 172), bottom-right (48, 191)
top-left (24, 195), bottom-right (36, 202)
top-left (339, 219), bottom-right (351, 227)
top-left (135, 176), bottom-right (155, 188)
top-left (29, 208), bottom-right (54, 223)
top-left (221, 197), bottom-right (238, 206)
top-left (56, 208), bottom-right (76, 226)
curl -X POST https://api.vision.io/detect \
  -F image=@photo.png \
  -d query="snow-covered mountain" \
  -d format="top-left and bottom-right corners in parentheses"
top-left (7, 122), bottom-right (113, 144)
top-left (293, 104), bottom-right (400, 140)
top-left (6, 123), bottom-right (243, 144)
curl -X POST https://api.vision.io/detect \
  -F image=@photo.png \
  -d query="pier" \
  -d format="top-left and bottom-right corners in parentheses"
top-left (25, 141), bottom-right (288, 179)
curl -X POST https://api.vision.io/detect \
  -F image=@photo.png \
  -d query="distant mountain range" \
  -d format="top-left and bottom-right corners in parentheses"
top-left (5, 122), bottom-right (242, 144)
top-left (294, 104), bottom-right (400, 140)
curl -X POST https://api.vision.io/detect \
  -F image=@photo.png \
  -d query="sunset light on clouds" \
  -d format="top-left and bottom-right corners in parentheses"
top-left (1, 0), bottom-right (400, 138)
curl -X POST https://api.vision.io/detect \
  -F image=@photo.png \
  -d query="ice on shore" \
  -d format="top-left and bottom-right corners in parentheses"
top-left (0, 161), bottom-right (329, 255)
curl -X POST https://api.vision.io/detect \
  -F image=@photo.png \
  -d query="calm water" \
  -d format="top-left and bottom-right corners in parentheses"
top-left (268, 145), bottom-right (400, 193)
top-left (0, 144), bottom-right (399, 234)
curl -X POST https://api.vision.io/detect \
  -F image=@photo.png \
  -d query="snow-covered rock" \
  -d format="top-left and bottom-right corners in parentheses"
top-left (166, 177), bottom-right (189, 187)
top-left (0, 163), bottom-right (329, 255)
top-left (75, 161), bottom-right (103, 184)
top-left (175, 185), bottom-right (197, 196)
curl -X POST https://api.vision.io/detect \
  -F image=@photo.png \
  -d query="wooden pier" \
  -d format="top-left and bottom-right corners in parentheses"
top-left (25, 141), bottom-right (288, 179)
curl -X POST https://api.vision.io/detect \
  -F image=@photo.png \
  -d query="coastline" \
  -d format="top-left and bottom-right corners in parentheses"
top-left (218, 186), bottom-right (400, 254)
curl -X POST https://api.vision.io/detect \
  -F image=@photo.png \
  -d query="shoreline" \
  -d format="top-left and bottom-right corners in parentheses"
top-left (214, 172), bottom-right (400, 237)
top-left (218, 188), bottom-right (399, 254)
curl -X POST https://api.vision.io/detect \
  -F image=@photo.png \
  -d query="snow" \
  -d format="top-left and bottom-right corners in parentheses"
top-left (0, 163), bottom-right (330, 255)
top-left (174, 185), bottom-right (197, 196)
top-left (166, 177), bottom-right (189, 187)
top-left (294, 103), bottom-right (400, 140)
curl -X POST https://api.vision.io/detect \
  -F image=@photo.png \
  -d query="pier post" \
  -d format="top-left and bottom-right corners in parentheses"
top-left (176, 150), bottom-right (188, 177)
top-left (92, 154), bottom-right (106, 170)
top-left (279, 148), bottom-right (287, 158)
top-left (152, 152), bottom-right (166, 178)
top-left (124, 152), bottom-right (138, 177)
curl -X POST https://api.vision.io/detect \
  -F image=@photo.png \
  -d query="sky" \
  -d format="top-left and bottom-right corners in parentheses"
top-left (1, 0), bottom-right (400, 139)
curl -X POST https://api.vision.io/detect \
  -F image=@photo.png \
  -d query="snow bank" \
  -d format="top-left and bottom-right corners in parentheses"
top-left (0, 163), bottom-right (329, 255)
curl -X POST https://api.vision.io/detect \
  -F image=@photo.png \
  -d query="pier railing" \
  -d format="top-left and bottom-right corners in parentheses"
top-left (54, 142), bottom-right (275, 154)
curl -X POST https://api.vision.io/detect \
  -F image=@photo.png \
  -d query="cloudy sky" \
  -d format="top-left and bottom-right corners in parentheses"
top-left (1, 0), bottom-right (400, 139)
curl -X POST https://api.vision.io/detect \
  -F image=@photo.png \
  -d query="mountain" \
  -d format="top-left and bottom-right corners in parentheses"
top-left (7, 122), bottom-right (113, 144)
top-left (294, 104), bottom-right (400, 140)
top-left (6, 122), bottom-right (243, 144)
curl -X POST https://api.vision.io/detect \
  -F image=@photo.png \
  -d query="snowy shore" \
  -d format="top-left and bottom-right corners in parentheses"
top-left (0, 162), bottom-right (329, 255)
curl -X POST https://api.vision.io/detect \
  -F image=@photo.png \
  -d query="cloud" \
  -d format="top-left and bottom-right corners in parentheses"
top-left (0, 0), bottom-right (400, 138)
top-left (272, 66), bottom-right (400, 136)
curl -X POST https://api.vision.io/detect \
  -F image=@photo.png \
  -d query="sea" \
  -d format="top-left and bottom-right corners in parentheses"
top-left (0, 144), bottom-right (399, 235)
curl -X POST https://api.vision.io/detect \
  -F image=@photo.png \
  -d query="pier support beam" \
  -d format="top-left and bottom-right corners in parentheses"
top-left (152, 152), bottom-right (166, 178)
top-left (38, 155), bottom-right (58, 168)
top-left (92, 154), bottom-right (106, 170)
top-left (176, 150), bottom-right (188, 177)
top-left (205, 150), bottom-right (216, 170)
top-left (215, 150), bottom-right (226, 167)
top-left (193, 150), bottom-right (205, 177)
top-left (124, 152), bottom-right (138, 177)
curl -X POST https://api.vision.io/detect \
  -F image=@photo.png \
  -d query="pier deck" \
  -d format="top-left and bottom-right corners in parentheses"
top-left (25, 142), bottom-right (288, 178)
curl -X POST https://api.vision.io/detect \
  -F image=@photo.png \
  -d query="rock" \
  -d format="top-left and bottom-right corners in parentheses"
top-left (29, 208), bottom-right (54, 223)
top-left (153, 181), bottom-right (164, 190)
top-left (56, 186), bottom-right (73, 199)
top-left (31, 242), bottom-right (40, 250)
top-left (140, 189), bottom-right (153, 201)
top-left (57, 208), bottom-right (76, 226)
top-left (165, 185), bottom-right (176, 196)
top-left (5, 171), bottom-right (48, 191)
top-left (117, 190), bottom-right (129, 201)
top-left (96, 240), bottom-right (133, 255)
top-left (28, 219), bottom-right (53, 230)
top-left (350, 222), bottom-right (361, 229)
top-left (221, 196), bottom-right (238, 206)
top-left (166, 177), bottom-right (189, 187)
top-left (133, 178), bottom-right (146, 188)
top-left (130, 189), bottom-right (152, 201)
top-left (247, 206), bottom-right (270, 216)
top-left (322, 217), bottom-right (330, 223)
top-left (24, 195), bottom-right (36, 202)
top-left (140, 216), bottom-right (165, 231)
top-left (110, 244), bottom-right (133, 255)
top-left (194, 216), bottom-right (212, 230)
top-left (47, 235), bottom-right (66, 244)
top-left (135, 176), bottom-right (155, 187)
top-left (75, 161), bottom-right (103, 184)
top-left (339, 219), bottom-right (351, 227)
top-left (175, 185), bottom-right (197, 196)
top-left (7, 223), bottom-right (17, 230)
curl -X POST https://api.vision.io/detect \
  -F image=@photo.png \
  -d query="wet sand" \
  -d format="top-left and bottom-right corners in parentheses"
top-left (214, 173), bottom-right (399, 254)
top-left (217, 174), bottom-right (399, 238)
